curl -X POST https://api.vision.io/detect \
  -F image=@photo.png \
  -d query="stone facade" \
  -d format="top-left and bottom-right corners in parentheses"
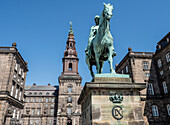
top-left (0, 42), bottom-right (28, 125)
top-left (22, 84), bottom-right (59, 125)
top-left (115, 32), bottom-right (170, 125)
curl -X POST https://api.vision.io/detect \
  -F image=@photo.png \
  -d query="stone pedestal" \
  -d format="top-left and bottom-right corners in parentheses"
top-left (78, 74), bottom-right (146, 125)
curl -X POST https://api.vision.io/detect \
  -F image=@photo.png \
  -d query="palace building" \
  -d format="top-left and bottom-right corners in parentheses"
top-left (0, 31), bottom-right (169, 125)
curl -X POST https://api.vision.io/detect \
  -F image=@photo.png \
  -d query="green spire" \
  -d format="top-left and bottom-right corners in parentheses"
top-left (69, 21), bottom-right (74, 34)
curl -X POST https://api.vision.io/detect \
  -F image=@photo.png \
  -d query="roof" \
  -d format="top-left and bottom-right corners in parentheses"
top-left (25, 85), bottom-right (59, 91)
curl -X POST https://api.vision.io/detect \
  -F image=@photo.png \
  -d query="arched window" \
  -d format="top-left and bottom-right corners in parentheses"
top-left (152, 105), bottom-right (159, 116)
top-left (167, 104), bottom-right (170, 116)
top-left (39, 92), bottom-right (42, 95)
top-left (34, 92), bottom-right (37, 95)
top-left (46, 92), bottom-right (49, 95)
top-left (29, 92), bottom-right (32, 95)
top-left (69, 63), bottom-right (72, 71)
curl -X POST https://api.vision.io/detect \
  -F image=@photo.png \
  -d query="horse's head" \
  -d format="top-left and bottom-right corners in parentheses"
top-left (103, 3), bottom-right (113, 20)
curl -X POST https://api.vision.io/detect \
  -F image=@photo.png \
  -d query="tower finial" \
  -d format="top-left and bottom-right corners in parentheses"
top-left (69, 21), bottom-right (74, 34)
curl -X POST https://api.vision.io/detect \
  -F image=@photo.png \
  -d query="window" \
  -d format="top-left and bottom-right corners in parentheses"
top-left (35, 120), bottom-right (39, 124)
top-left (39, 92), bottom-right (42, 95)
top-left (68, 87), bottom-right (72, 93)
top-left (13, 74), bottom-right (16, 79)
top-left (27, 98), bottom-right (31, 102)
top-left (11, 84), bottom-right (15, 96)
top-left (13, 109), bottom-right (16, 118)
top-left (19, 68), bottom-right (22, 75)
top-left (143, 61), bottom-right (149, 70)
top-left (148, 83), bottom-right (154, 95)
top-left (67, 108), bottom-right (71, 114)
top-left (29, 92), bottom-right (32, 95)
top-left (121, 70), bottom-right (124, 74)
top-left (15, 87), bottom-right (19, 98)
top-left (16, 111), bottom-right (20, 119)
top-left (50, 109), bottom-right (54, 115)
top-left (22, 72), bottom-right (25, 79)
top-left (32, 108), bottom-right (35, 115)
top-left (157, 59), bottom-right (162, 68)
top-left (68, 96), bottom-right (72, 102)
top-left (18, 91), bottom-right (22, 101)
top-left (17, 78), bottom-right (20, 82)
top-left (167, 104), bottom-right (170, 116)
top-left (166, 53), bottom-right (170, 62)
top-left (160, 71), bottom-right (164, 76)
top-left (145, 73), bottom-right (150, 77)
top-left (69, 63), bottom-right (72, 71)
top-left (162, 81), bottom-right (168, 94)
top-left (38, 98), bottom-right (42, 102)
top-left (34, 92), bottom-right (37, 95)
top-left (33, 98), bottom-right (36, 102)
top-left (37, 109), bottom-right (41, 115)
top-left (152, 105), bottom-right (159, 116)
top-left (125, 65), bottom-right (128, 73)
top-left (46, 98), bottom-right (49, 103)
top-left (51, 98), bottom-right (55, 103)
top-left (46, 92), bottom-right (49, 95)
top-left (15, 63), bottom-right (18, 71)
top-left (49, 119), bottom-right (53, 124)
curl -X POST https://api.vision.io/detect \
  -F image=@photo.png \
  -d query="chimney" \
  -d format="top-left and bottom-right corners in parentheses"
top-left (33, 83), bottom-right (36, 86)
top-left (48, 83), bottom-right (50, 86)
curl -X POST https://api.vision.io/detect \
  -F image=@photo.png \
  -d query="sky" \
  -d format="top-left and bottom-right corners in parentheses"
top-left (0, 0), bottom-right (169, 86)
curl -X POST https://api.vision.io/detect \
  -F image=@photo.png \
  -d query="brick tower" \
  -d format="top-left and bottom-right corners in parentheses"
top-left (57, 23), bottom-right (82, 125)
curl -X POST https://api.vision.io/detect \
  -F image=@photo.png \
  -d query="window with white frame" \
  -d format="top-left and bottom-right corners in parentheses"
top-left (27, 98), bottom-right (31, 102)
top-left (125, 65), bottom-right (128, 73)
top-left (162, 81), bottom-right (168, 94)
top-left (68, 87), bottom-right (72, 93)
top-left (15, 87), bottom-right (19, 98)
top-left (18, 91), bottom-right (22, 101)
top-left (10, 84), bottom-right (15, 96)
top-left (148, 83), bottom-right (154, 95)
top-left (33, 98), bottom-right (36, 102)
top-left (51, 98), bottom-right (54, 103)
top-left (143, 61), bottom-right (149, 70)
top-left (145, 73), bottom-right (150, 77)
top-left (35, 120), bottom-right (39, 124)
top-left (46, 98), bottom-right (49, 103)
top-left (167, 104), bottom-right (170, 116)
top-left (13, 109), bottom-right (16, 118)
top-left (32, 108), bottom-right (35, 115)
top-left (22, 72), bottom-right (25, 79)
top-left (37, 108), bottom-right (41, 115)
top-left (67, 107), bottom-right (71, 114)
top-left (166, 53), bottom-right (170, 62)
top-left (19, 68), bottom-right (22, 75)
top-left (38, 98), bottom-right (42, 102)
top-left (13, 74), bottom-right (16, 79)
top-left (68, 96), bottom-right (72, 102)
top-left (15, 63), bottom-right (18, 71)
top-left (157, 59), bottom-right (162, 68)
top-left (16, 111), bottom-right (20, 119)
top-left (152, 105), bottom-right (159, 116)
top-left (50, 109), bottom-right (54, 115)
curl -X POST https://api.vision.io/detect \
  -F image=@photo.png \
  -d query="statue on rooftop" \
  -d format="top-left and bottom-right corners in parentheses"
top-left (85, 3), bottom-right (116, 77)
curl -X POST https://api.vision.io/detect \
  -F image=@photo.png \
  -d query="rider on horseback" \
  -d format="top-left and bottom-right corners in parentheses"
top-left (85, 15), bottom-right (100, 57)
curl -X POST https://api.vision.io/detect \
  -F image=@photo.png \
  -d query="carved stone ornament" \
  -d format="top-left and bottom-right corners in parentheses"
top-left (8, 107), bottom-right (13, 114)
top-left (109, 93), bottom-right (123, 103)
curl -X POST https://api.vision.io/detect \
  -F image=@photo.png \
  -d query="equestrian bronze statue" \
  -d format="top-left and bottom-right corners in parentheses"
top-left (85, 3), bottom-right (116, 77)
